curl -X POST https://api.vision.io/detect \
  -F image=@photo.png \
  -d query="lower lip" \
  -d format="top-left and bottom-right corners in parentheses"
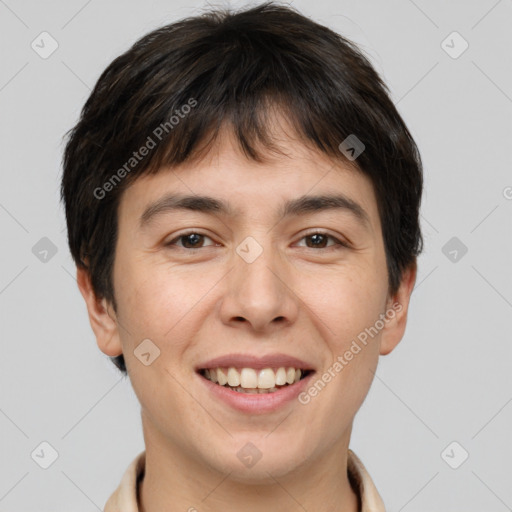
top-left (197, 371), bottom-right (315, 414)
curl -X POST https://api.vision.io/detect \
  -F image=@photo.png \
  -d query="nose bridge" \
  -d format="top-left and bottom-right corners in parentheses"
top-left (221, 232), bottom-right (297, 330)
top-left (236, 233), bottom-right (284, 304)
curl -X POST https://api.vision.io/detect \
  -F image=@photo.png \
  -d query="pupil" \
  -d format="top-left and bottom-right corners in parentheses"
top-left (184, 233), bottom-right (201, 248)
top-left (309, 234), bottom-right (326, 248)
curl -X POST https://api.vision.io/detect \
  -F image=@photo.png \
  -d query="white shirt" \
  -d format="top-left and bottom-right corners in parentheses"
top-left (104, 449), bottom-right (386, 512)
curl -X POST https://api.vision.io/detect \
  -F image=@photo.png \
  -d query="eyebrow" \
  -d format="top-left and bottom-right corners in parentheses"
top-left (139, 192), bottom-right (371, 229)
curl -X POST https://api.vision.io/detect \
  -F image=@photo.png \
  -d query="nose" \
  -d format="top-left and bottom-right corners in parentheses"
top-left (219, 237), bottom-right (300, 334)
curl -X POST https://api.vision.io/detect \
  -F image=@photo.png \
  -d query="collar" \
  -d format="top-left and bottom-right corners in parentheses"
top-left (104, 449), bottom-right (386, 512)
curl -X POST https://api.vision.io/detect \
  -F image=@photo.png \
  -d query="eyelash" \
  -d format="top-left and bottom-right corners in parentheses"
top-left (165, 230), bottom-right (350, 251)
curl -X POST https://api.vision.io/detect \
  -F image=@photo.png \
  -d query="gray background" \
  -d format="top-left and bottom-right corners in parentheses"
top-left (1, 0), bottom-right (511, 510)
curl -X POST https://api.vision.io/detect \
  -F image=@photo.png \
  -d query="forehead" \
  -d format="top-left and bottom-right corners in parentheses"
top-left (118, 119), bottom-right (381, 235)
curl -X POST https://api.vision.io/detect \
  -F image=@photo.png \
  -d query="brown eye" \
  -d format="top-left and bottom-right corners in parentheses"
top-left (297, 231), bottom-right (348, 249)
top-left (305, 233), bottom-right (329, 248)
top-left (166, 232), bottom-right (215, 249)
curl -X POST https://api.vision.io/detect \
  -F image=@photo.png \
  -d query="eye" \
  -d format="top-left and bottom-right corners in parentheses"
top-left (165, 230), bottom-right (349, 251)
top-left (296, 231), bottom-right (349, 249)
top-left (165, 231), bottom-right (217, 249)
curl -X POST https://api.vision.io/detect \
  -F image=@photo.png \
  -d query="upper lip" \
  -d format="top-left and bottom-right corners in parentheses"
top-left (195, 353), bottom-right (315, 371)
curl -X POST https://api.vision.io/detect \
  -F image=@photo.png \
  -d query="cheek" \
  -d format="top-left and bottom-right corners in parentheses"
top-left (113, 257), bottom-right (218, 354)
top-left (302, 276), bottom-right (385, 437)
top-left (320, 264), bottom-right (386, 408)
top-left (118, 272), bottom-right (181, 337)
top-left (308, 264), bottom-right (387, 350)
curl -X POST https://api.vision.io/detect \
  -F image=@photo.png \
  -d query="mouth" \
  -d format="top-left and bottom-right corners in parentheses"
top-left (197, 367), bottom-right (314, 394)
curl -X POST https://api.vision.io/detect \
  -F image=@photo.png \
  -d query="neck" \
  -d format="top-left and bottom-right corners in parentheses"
top-left (138, 421), bottom-right (359, 512)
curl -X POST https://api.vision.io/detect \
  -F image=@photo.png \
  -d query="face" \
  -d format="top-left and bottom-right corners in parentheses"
top-left (79, 118), bottom-right (415, 483)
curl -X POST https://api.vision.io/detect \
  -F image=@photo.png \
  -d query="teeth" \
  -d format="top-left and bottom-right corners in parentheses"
top-left (227, 367), bottom-right (240, 387)
top-left (231, 386), bottom-right (280, 394)
top-left (203, 367), bottom-right (307, 389)
top-left (240, 368), bottom-right (258, 388)
top-left (258, 368), bottom-right (275, 389)
top-left (275, 367), bottom-right (287, 385)
top-left (205, 369), bottom-right (218, 384)
top-left (217, 368), bottom-right (228, 386)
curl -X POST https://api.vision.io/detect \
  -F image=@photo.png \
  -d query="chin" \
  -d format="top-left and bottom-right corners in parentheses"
top-left (204, 438), bottom-right (311, 483)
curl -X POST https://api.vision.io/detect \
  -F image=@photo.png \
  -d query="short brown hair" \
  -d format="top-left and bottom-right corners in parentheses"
top-left (61, 1), bottom-right (423, 374)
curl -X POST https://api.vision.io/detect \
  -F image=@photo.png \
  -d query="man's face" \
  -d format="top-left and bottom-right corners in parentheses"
top-left (84, 121), bottom-right (414, 481)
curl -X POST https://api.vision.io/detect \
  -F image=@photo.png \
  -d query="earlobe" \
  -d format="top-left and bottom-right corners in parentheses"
top-left (379, 263), bottom-right (417, 356)
top-left (76, 266), bottom-right (123, 357)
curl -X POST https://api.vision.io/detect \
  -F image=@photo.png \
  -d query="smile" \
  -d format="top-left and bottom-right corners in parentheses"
top-left (199, 367), bottom-right (313, 394)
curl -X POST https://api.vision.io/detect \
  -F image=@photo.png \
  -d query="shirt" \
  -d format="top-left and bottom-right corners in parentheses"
top-left (104, 449), bottom-right (386, 512)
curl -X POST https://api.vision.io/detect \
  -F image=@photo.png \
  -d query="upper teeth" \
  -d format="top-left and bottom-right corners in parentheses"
top-left (204, 367), bottom-right (304, 389)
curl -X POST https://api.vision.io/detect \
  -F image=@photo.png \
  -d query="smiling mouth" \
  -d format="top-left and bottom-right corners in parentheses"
top-left (198, 367), bottom-right (314, 394)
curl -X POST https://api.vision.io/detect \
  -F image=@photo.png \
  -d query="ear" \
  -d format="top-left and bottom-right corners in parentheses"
top-left (379, 263), bottom-right (417, 356)
top-left (76, 266), bottom-right (123, 358)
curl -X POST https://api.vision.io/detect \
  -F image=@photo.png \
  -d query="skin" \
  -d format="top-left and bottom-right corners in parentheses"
top-left (78, 114), bottom-right (416, 512)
